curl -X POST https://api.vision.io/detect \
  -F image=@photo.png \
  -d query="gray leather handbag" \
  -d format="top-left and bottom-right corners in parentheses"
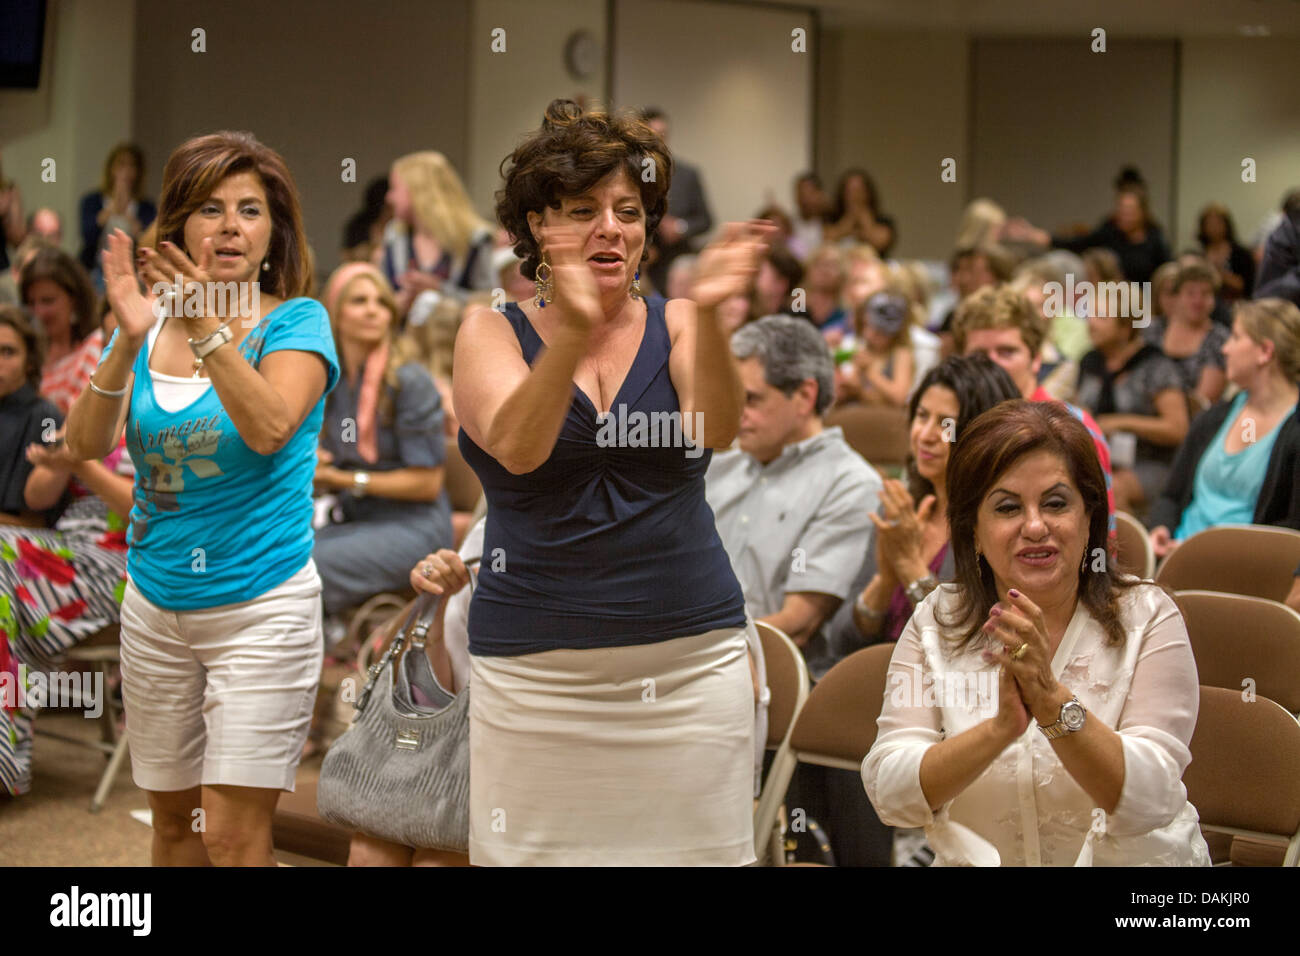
top-left (317, 590), bottom-right (470, 852)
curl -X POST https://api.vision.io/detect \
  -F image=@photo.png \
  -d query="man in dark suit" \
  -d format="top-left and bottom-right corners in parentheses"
top-left (1256, 201), bottom-right (1300, 307)
top-left (643, 108), bottom-right (713, 295)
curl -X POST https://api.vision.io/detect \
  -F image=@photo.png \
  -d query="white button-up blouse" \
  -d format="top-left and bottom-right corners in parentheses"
top-left (862, 581), bottom-right (1211, 866)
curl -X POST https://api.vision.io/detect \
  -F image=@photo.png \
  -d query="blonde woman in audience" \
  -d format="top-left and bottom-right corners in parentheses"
top-left (1147, 298), bottom-right (1300, 558)
top-left (313, 262), bottom-right (451, 625)
top-left (863, 400), bottom-right (1210, 866)
top-left (379, 151), bottom-right (495, 325)
top-left (956, 198), bottom-right (1006, 251)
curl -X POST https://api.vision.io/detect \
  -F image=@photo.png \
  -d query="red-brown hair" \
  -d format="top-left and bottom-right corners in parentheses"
top-left (940, 400), bottom-right (1135, 647)
top-left (154, 131), bottom-right (311, 299)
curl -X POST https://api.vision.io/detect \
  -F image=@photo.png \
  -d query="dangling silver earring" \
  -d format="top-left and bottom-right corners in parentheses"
top-left (534, 253), bottom-right (553, 308)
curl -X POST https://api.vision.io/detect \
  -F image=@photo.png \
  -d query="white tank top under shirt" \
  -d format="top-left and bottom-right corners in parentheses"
top-left (147, 319), bottom-right (214, 413)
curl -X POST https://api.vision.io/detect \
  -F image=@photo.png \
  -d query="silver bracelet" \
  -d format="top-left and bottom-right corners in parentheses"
top-left (88, 378), bottom-right (128, 399)
top-left (855, 591), bottom-right (886, 626)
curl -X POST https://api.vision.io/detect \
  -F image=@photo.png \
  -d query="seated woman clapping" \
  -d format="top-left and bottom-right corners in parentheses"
top-left (1148, 298), bottom-right (1300, 558)
top-left (862, 400), bottom-right (1210, 866)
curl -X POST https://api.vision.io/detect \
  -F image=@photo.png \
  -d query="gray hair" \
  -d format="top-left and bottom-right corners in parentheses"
top-left (730, 315), bottom-right (834, 415)
top-left (1015, 250), bottom-right (1087, 290)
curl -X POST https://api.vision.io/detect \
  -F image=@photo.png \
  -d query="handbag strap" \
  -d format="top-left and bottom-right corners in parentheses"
top-left (354, 559), bottom-right (480, 713)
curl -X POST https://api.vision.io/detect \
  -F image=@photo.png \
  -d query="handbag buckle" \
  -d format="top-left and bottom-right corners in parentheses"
top-left (395, 729), bottom-right (421, 750)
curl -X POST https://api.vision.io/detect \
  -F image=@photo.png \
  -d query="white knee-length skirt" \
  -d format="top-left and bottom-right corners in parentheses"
top-left (468, 626), bottom-right (756, 866)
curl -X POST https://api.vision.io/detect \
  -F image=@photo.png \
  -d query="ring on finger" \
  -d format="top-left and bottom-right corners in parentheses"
top-left (421, 563), bottom-right (434, 578)
top-left (1011, 642), bottom-right (1029, 661)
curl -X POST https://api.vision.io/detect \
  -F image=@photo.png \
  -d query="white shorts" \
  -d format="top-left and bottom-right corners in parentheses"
top-left (118, 560), bottom-right (324, 792)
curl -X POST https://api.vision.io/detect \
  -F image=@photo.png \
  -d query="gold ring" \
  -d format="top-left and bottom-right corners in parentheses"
top-left (1011, 642), bottom-right (1029, 660)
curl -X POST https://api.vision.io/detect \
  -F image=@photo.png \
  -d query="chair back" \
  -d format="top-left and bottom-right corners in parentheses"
top-left (1183, 686), bottom-right (1300, 866)
top-left (789, 642), bottom-right (896, 770)
top-left (1173, 590), bottom-right (1300, 713)
top-left (1154, 525), bottom-right (1300, 602)
top-left (825, 405), bottom-right (911, 472)
top-left (444, 443), bottom-right (483, 513)
top-left (752, 621), bottom-right (811, 864)
top-left (1113, 510), bottom-right (1155, 579)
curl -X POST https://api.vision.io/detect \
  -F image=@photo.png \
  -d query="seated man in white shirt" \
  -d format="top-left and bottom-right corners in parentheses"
top-left (706, 315), bottom-right (882, 675)
top-left (705, 316), bottom-right (887, 864)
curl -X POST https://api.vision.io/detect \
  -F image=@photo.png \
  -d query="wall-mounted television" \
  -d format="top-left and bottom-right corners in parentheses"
top-left (0, 0), bottom-right (47, 89)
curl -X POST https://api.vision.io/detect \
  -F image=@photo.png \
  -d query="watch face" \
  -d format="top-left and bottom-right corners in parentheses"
top-left (1062, 700), bottom-right (1086, 731)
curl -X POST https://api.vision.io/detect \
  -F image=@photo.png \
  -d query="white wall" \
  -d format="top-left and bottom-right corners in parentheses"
top-left (1, 0), bottom-right (136, 256)
top-left (969, 38), bottom-right (1177, 246)
top-left (1176, 37), bottom-right (1300, 252)
top-left (612, 0), bottom-right (813, 237)
top-left (466, 0), bottom-right (609, 219)
top-left (815, 28), bottom-right (968, 260)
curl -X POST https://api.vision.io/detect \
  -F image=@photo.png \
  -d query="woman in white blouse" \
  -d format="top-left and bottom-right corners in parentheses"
top-left (862, 399), bottom-right (1210, 866)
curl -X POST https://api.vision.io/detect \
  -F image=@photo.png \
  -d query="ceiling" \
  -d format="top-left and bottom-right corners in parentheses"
top-left (746, 0), bottom-right (1300, 36)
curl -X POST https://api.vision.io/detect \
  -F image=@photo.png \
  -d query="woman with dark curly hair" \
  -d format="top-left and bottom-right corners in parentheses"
top-left (454, 99), bottom-right (772, 865)
top-left (863, 400), bottom-right (1209, 866)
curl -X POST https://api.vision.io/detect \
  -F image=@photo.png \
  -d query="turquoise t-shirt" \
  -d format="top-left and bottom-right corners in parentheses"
top-left (99, 298), bottom-right (339, 609)
top-left (1176, 391), bottom-right (1290, 540)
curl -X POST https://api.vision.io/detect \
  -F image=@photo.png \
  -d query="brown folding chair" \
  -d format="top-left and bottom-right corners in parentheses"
top-left (751, 622), bottom-right (810, 865)
top-left (1153, 525), bottom-right (1300, 602)
top-left (444, 442), bottom-right (483, 513)
top-left (1183, 686), bottom-right (1300, 866)
top-left (768, 642), bottom-right (896, 866)
top-left (824, 405), bottom-right (911, 474)
top-left (1173, 590), bottom-right (1300, 714)
top-left (1113, 510), bottom-right (1155, 579)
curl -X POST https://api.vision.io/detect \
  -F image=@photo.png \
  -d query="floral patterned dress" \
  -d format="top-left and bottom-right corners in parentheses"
top-left (0, 444), bottom-right (133, 796)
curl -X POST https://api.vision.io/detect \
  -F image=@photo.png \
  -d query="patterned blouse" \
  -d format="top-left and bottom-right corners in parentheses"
top-left (41, 329), bottom-right (104, 414)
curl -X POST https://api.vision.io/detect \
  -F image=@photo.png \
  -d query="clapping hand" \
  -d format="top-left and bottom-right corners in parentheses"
top-left (102, 229), bottom-right (159, 345)
top-left (691, 220), bottom-right (777, 312)
top-left (980, 588), bottom-right (1064, 727)
top-left (539, 223), bottom-right (604, 333)
top-left (869, 479), bottom-right (937, 582)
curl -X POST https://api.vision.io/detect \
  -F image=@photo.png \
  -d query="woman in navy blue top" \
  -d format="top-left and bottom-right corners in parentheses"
top-left (454, 99), bottom-right (772, 865)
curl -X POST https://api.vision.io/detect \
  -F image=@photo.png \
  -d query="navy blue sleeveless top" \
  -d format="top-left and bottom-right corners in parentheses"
top-left (459, 298), bottom-right (746, 656)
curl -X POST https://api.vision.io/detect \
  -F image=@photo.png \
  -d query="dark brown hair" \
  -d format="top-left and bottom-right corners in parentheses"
top-left (905, 354), bottom-right (1022, 502)
top-left (940, 400), bottom-right (1136, 647)
top-left (495, 99), bottom-right (671, 281)
top-left (0, 305), bottom-right (45, 388)
top-left (155, 131), bottom-right (311, 299)
top-left (19, 247), bottom-right (99, 344)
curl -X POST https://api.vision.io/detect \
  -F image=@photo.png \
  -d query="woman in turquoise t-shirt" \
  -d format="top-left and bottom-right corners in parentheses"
top-left (66, 132), bottom-right (339, 867)
top-left (1148, 298), bottom-right (1300, 559)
